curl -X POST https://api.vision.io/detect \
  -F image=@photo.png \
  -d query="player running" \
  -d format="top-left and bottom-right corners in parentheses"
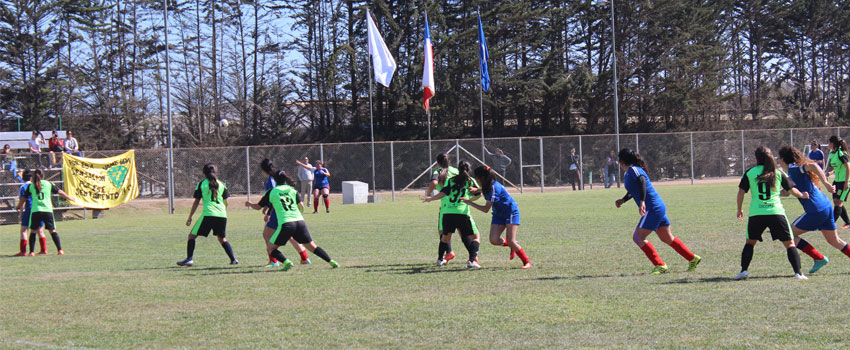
top-left (736, 146), bottom-right (810, 280)
top-left (15, 169), bottom-right (76, 255)
top-left (777, 146), bottom-right (850, 273)
top-left (296, 159), bottom-right (331, 214)
top-left (827, 136), bottom-right (850, 229)
top-left (614, 149), bottom-right (701, 275)
top-left (260, 159), bottom-right (310, 267)
top-left (462, 166), bottom-right (531, 269)
top-left (245, 170), bottom-right (339, 271)
top-left (425, 153), bottom-right (458, 265)
top-left (423, 161), bottom-right (482, 268)
top-left (177, 163), bottom-right (238, 267)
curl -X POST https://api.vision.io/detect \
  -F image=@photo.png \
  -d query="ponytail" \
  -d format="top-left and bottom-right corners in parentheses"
top-left (452, 161), bottom-right (471, 192)
top-left (754, 146), bottom-right (777, 186)
top-left (473, 166), bottom-right (496, 196)
top-left (617, 148), bottom-right (648, 170)
top-left (273, 170), bottom-right (296, 187)
top-left (22, 169), bottom-right (32, 182)
top-left (829, 135), bottom-right (848, 154)
top-left (260, 158), bottom-right (276, 175)
top-left (778, 146), bottom-right (818, 183)
top-left (32, 169), bottom-right (43, 192)
top-left (810, 140), bottom-right (821, 151)
top-left (203, 163), bottom-right (219, 199)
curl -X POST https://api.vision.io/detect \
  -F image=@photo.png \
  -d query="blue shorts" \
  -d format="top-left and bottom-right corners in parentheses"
top-left (637, 210), bottom-right (670, 231)
top-left (792, 208), bottom-right (836, 232)
top-left (265, 209), bottom-right (279, 229)
top-left (20, 210), bottom-right (30, 227)
top-left (313, 184), bottom-right (329, 191)
top-left (492, 210), bottom-right (520, 225)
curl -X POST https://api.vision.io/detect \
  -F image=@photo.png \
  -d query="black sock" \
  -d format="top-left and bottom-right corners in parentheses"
top-left (741, 244), bottom-right (754, 272)
top-left (835, 206), bottom-right (842, 222)
top-left (461, 235), bottom-right (477, 262)
top-left (271, 249), bottom-right (287, 262)
top-left (312, 247), bottom-right (331, 262)
top-left (220, 241), bottom-right (236, 262)
top-left (50, 232), bottom-right (62, 251)
top-left (469, 240), bottom-right (480, 262)
top-left (786, 247), bottom-right (802, 275)
top-left (187, 239), bottom-right (196, 260)
top-left (438, 241), bottom-right (448, 260)
top-left (446, 241), bottom-right (452, 254)
top-left (28, 233), bottom-right (35, 252)
top-left (796, 238), bottom-right (810, 251)
top-left (841, 207), bottom-right (850, 225)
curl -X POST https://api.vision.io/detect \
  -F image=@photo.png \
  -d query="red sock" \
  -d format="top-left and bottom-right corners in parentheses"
top-left (20, 239), bottom-right (27, 253)
top-left (801, 245), bottom-right (824, 261)
top-left (313, 197), bottom-right (319, 212)
top-left (516, 248), bottom-right (530, 264)
top-left (323, 197), bottom-right (330, 209)
top-left (39, 237), bottom-right (47, 252)
top-left (640, 242), bottom-right (665, 266)
top-left (501, 238), bottom-right (508, 246)
top-left (299, 250), bottom-right (309, 260)
top-left (268, 253), bottom-right (278, 264)
top-left (668, 237), bottom-right (696, 261)
top-left (841, 244), bottom-right (850, 259)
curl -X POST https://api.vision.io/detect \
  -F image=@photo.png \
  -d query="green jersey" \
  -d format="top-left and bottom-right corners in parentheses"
top-left (259, 184), bottom-right (304, 224)
top-left (439, 177), bottom-right (479, 216)
top-left (193, 179), bottom-right (229, 218)
top-left (27, 180), bottom-right (58, 213)
top-left (431, 166), bottom-right (459, 192)
top-left (738, 166), bottom-right (794, 216)
top-left (829, 149), bottom-right (849, 182)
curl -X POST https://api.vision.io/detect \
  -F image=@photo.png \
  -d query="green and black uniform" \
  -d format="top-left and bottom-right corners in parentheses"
top-left (738, 166), bottom-right (795, 242)
top-left (191, 179), bottom-right (230, 237)
top-left (828, 148), bottom-right (850, 201)
top-left (432, 166), bottom-right (459, 232)
top-left (258, 184), bottom-right (312, 246)
top-left (439, 177), bottom-right (480, 237)
top-left (23, 180), bottom-right (59, 230)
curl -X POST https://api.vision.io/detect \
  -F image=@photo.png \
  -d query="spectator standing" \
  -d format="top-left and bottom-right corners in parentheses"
top-left (2, 144), bottom-right (23, 182)
top-left (568, 148), bottom-right (581, 191)
top-left (28, 131), bottom-right (45, 169)
top-left (808, 140), bottom-right (825, 170)
top-left (48, 131), bottom-right (65, 168)
top-left (604, 150), bottom-right (617, 188)
top-left (484, 146), bottom-right (511, 180)
top-left (297, 156), bottom-right (314, 204)
top-left (64, 131), bottom-right (81, 156)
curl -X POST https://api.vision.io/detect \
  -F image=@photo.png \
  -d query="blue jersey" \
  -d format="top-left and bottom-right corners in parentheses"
top-left (624, 166), bottom-right (665, 212)
top-left (19, 182), bottom-right (32, 213)
top-left (486, 181), bottom-right (519, 217)
top-left (808, 149), bottom-right (825, 169)
top-left (265, 176), bottom-right (276, 191)
top-left (313, 168), bottom-right (329, 188)
top-left (788, 164), bottom-right (831, 213)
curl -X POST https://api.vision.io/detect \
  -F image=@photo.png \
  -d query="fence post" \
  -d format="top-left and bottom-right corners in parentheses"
top-left (635, 133), bottom-right (639, 153)
top-left (578, 135), bottom-right (583, 190)
top-left (390, 141), bottom-right (395, 202)
top-left (741, 130), bottom-right (745, 174)
top-left (320, 143), bottom-right (324, 162)
top-left (518, 138), bottom-right (524, 193)
top-left (455, 139), bottom-right (460, 164)
top-left (790, 128), bottom-right (794, 147)
top-left (689, 132), bottom-right (694, 185)
top-left (539, 137), bottom-right (544, 192)
top-left (245, 146), bottom-right (251, 201)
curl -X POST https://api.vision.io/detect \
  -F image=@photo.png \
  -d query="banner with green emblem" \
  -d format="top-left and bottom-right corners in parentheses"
top-left (62, 150), bottom-right (139, 209)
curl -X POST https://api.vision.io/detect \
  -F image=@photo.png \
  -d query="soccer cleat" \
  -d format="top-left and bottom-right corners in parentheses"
top-left (36, 251), bottom-right (47, 255)
top-left (436, 259), bottom-right (447, 267)
top-left (521, 262), bottom-right (532, 269)
top-left (57, 250), bottom-right (64, 255)
top-left (444, 252), bottom-right (456, 263)
top-left (230, 260), bottom-right (239, 265)
top-left (265, 261), bottom-right (281, 268)
top-left (312, 211), bottom-right (318, 214)
top-left (809, 257), bottom-right (829, 274)
top-left (842, 224), bottom-right (850, 230)
top-left (329, 260), bottom-right (340, 268)
top-left (280, 259), bottom-right (294, 271)
top-left (177, 258), bottom-right (194, 267)
top-left (326, 209), bottom-right (330, 213)
top-left (13, 252), bottom-right (26, 257)
top-left (509, 249), bottom-right (517, 260)
top-left (466, 260), bottom-right (481, 269)
top-left (734, 271), bottom-right (749, 280)
top-left (28, 252), bottom-right (35, 256)
top-left (301, 259), bottom-right (311, 265)
top-left (650, 265), bottom-right (669, 275)
top-left (687, 255), bottom-right (702, 272)
top-left (794, 273), bottom-right (809, 280)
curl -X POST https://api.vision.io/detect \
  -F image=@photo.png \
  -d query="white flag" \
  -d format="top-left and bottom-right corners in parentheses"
top-left (366, 9), bottom-right (397, 88)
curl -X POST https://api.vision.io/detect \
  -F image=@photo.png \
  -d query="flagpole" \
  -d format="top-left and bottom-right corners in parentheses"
top-left (478, 8), bottom-right (485, 163)
top-left (164, 0), bottom-right (175, 214)
top-left (367, 13), bottom-right (377, 199)
top-left (427, 110), bottom-right (432, 166)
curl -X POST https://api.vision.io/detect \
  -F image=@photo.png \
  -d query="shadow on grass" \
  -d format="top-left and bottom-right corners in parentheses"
top-left (346, 263), bottom-right (512, 275)
top-left (660, 275), bottom-right (790, 284)
top-left (198, 269), bottom-right (277, 276)
top-left (532, 273), bottom-right (644, 281)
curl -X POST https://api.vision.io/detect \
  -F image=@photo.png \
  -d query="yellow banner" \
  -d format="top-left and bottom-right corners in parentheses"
top-left (62, 151), bottom-right (139, 209)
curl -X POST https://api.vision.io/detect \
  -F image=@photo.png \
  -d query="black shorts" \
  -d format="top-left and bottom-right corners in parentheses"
top-left (833, 181), bottom-right (849, 201)
top-left (441, 214), bottom-right (476, 237)
top-left (747, 215), bottom-right (792, 242)
top-left (271, 220), bottom-right (313, 246)
top-left (28, 211), bottom-right (55, 230)
top-left (191, 216), bottom-right (227, 237)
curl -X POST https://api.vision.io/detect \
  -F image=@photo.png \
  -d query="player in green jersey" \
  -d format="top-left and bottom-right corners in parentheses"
top-left (735, 147), bottom-right (810, 280)
top-left (245, 170), bottom-right (339, 271)
top-left (424, 161), bottom-right (482, 268)
top-left (15, 169), bottom-right (76, 255)
top-left (425, 153), bottom-right (459, 265)
top-left (177, 164), bottom-right (238, 267)
top-left (827, 136), bottom-right (850, 229)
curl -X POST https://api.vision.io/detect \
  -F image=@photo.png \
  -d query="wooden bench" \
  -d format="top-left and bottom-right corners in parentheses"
top-left (0, 179), bottom-right (93, 225)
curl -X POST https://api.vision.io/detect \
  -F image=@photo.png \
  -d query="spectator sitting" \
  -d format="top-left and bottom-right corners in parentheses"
top-left (28, 130), bottom-right (46, 169)
top-left (48, 130), bottom-right (65, 168)
top-left (2, 144), bottom-right (23, 182)
top-left (64, 130), bottom-right (81, 156)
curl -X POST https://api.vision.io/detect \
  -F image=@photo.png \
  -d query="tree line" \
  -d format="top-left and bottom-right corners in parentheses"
top-left (1, 0), bottom-right (848, 150)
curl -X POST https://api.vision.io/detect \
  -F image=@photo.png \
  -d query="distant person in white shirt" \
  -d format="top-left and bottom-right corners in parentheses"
top-left (28, 130), bottom-right (46, 169)
top-left (64, 130), bottom-right (81, 156)
top-left (297, 156), bottom-right (315, 203)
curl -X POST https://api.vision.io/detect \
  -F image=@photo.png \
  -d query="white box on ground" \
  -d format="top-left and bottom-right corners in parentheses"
top-left (342, 181), bottom-right (369, 204)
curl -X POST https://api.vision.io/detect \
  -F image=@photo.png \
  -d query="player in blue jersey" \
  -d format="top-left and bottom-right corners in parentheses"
top-left (778, 146), bottom-right (850, 273)
top-left (260, 159), bottom-right (310, 267)
top-left (614, 149), bottom-right (701, 275)
top-left (463, 166), bottom-right (531, 269)
top-left (12, 170), bottom-right (44, 256)
top-left (296, 159), bottom-right (331, 214)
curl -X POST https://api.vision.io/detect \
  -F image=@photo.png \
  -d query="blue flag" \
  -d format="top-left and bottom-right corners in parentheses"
top-left (477, 14), bottom-right (490, 92)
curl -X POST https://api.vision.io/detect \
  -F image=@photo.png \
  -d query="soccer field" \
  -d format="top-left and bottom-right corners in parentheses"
top-left (1, 183), bottom-right (848, 349)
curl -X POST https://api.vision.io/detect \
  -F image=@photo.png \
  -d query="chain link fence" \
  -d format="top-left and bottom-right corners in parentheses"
top-left (8, 127), bottom-right (846, 202)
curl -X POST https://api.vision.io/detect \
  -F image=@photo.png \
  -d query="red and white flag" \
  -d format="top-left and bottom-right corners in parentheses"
top-left (422, 14), bottom-right (435, 111)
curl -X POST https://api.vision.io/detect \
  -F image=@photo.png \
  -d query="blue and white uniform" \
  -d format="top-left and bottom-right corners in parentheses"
top-left (624, 166), bottom-right (669, 231)
top-left (313, 168), bottom-right (329, 190)
top-left (788, 164), bottom-right (836, 231)
top-left (264, 176), bottom-right (279, 229)
top-left (18, 182), bottom-right (43, 228)
top-left (808, 149), bottom-right (825, 169)
top-left (486, 181), bottom-right (520, 225)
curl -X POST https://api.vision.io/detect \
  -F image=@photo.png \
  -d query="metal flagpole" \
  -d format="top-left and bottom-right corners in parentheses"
top-left (478, 7), bottom-right (485, 163)
top-left (427, 110), bottom-right (432, 166)
top-left (164, 0), bottom-right (175, 214)
top-left (610, 0), bottom-right (621, 187)
top-left (367, 13), bottom-right (377, 199)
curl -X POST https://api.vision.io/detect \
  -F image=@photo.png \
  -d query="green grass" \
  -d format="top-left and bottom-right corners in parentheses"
top-left (1, 183), bottom-right (849, 349)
